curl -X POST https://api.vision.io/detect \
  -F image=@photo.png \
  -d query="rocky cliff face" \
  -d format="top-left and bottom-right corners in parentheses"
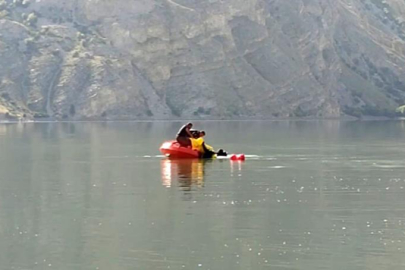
top-left (0, 0), bottom-right (405, 120)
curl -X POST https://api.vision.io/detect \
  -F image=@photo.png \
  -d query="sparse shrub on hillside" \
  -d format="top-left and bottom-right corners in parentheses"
top-left (21, 0), bottom-right (30, 8)
top-left (26, 12), bottom-right (37, 26)
top-left (13, 0), bottom-right (30, 8)
top-left (40, 27), bottom-right (49, 36)
top-left (80, 39), bottom-right (87, 48)
top-left (72, 50), bottom-right (80, 58)
top-left (33, 112), bottom-right (49, 119)
top-left (24, 37), bottom-right (35, 51)
top-left (343, 106), bottom-right (362, 118)
top-left (13, 0), bottom-right (23, 6)
top-left (362, 104), bottom-right (396, 117)
top-left (0, 10), bottom-right (9, 19)
top-left (1, 93), bottom-right (10, 101)
top-left (146, 110), bottom-right (153, 117)
top-left (84, 52), bottom-right (93, 59)
top-left (0, 0), bottom-right (7, 11)
top-left (77, 32), bottom-right (85, 40)
top-left (294, 106), bottom-right (311, 117)
top-left (396, 105), bottom-right (405, 114)
top-left (193, 107), bottom-right (211, 116)
top-left (69, 105), bottom-right (75, 116)
top-left (51, 49), bottom-right (60, 57)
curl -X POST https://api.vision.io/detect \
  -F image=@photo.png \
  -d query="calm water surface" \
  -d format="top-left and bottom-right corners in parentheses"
top-left (0, 121), bottom-right (405, 270)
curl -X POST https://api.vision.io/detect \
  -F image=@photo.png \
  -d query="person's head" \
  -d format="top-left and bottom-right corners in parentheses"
top-left (191, 129), bottom-right (200, 138)
top-left (186, 123), bottom-right (193, 129)
top-left (200, 131), bottom-right (206, 137)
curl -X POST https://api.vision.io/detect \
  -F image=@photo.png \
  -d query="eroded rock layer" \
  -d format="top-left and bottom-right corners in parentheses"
top-left (0, 0), bottom-right (404, 120)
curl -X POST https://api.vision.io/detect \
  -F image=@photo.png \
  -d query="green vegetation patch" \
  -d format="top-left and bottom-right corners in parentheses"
top-left (340, 65), bottom-right (399, 117)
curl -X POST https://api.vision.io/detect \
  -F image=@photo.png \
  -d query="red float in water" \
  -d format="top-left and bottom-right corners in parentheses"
top-left (230, 154), bottom-right (245, 161)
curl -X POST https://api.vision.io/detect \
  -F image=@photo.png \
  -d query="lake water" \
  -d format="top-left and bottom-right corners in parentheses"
top-left (0, 120), bottom-right (405, 270)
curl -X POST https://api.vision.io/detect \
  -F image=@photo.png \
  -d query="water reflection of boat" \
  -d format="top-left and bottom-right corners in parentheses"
top-left (161, 159), bottom-right (211, 190)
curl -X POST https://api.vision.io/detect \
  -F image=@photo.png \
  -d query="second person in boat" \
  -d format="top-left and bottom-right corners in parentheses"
top-left (176, 122), bottom-right (193, 147)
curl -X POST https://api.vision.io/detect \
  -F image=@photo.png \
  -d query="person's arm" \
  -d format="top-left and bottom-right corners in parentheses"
top-left (186, 127), bottom-right (193, 137)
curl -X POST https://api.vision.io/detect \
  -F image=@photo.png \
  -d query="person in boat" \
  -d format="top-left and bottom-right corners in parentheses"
top-left (190, 130), bottom-right (219, 158)
top-left (190, 129), bottom-right (200, 139)
top-left (176, 123), bottom-right (193, 147)
top-left (199, 131), bottom-right (228, 157)
top-left (201, 132), bottom-right (217, 158)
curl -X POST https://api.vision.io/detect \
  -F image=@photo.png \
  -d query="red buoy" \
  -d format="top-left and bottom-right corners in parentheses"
top-left (230, 154), bottom-right (245, 161)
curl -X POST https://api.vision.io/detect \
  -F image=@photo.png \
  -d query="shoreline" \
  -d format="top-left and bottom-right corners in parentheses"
top-left (1, 116), bottom-right (404, 124)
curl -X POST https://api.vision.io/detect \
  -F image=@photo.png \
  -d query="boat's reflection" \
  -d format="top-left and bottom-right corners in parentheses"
top-left (161, 159), bottom-right (212, 190)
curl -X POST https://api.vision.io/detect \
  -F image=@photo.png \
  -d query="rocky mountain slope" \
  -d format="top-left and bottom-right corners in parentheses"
top-left (0, 0), bottom-right (405, 120)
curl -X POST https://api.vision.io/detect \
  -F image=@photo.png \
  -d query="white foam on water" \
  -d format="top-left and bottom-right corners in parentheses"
top-left (372, 164), bottom-right (405, 169)
top-left (245, 155), bottom-right (260, 158)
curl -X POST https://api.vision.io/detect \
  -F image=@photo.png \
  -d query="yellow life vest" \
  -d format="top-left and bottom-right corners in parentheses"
top-left (191, 138), bottom-right (216, 157)
top-left (190, 138), bottom-right (204, 153)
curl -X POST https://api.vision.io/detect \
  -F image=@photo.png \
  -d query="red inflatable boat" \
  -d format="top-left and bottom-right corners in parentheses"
top-left (159, 140), bottom-right (246, 161)
top-left (160, 141), bottom-right (200, 159)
